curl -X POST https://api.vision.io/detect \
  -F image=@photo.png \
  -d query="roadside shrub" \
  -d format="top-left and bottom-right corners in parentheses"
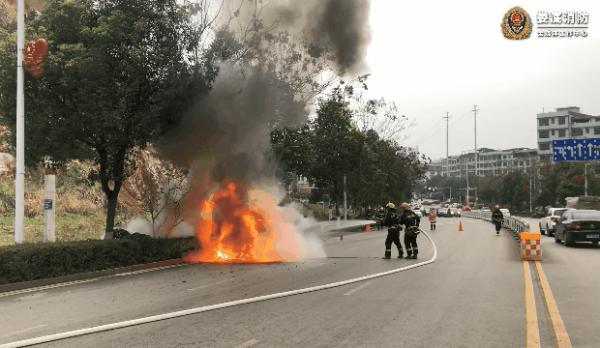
top-left (0, 236), bottom-right (196, 285)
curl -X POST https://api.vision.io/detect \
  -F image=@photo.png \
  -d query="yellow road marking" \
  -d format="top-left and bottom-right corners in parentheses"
top-left (534, 261), bottom-right (572, 348)
top-left (522, 261), bottom-right (541, 348)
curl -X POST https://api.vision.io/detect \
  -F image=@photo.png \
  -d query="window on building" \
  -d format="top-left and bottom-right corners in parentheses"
top-left (559, 129), bottom-right (566, 137)
top-left (558, 117), bottom-right (566, 125)
top-left (572, 128), bottom-right (583, 136)
top-left (550, 118), bottom-right (555, 124)
top-left (586, 128), bottom-right (591, 134)
top-left (595, 127), bottom-right (600, 135)
top-left (538, 130), bottom-right (549, 138)
top-left (539, 142), bottom-right (550, 150)
top-left (550, 130), bottom-right (555, 136)
top-left (538, 119), bottom-right (549, 126)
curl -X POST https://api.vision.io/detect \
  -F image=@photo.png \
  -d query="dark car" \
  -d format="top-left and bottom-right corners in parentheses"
top-left (554, 209), bottom-right (600, 247)
top-left (436, 208), bottom-right (447, 217)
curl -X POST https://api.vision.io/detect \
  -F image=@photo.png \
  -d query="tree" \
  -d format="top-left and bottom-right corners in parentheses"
top-left (121, 148), bottom-right (189, 237)
top-left (0, 0), bottom-right (216, 237)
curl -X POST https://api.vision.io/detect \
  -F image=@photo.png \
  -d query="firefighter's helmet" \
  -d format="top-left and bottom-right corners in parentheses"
top-left (385, 202), bottom-right (395, 209)
top-left (399, 202), bottom-right (410, 209)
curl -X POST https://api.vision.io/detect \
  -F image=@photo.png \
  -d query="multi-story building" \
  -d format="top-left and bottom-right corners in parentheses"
top-left (537, 106), bottom-right (600, 161)
top-left (432, 147), bottom-right (538, 178)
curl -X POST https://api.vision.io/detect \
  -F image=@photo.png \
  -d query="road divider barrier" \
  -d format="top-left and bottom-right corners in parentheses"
top-left (520, 232), bottom-right (542, 261)
top-left (461, 211), bottom-right (541, 260)
top-left (461, 211), bottom-right (531, 240)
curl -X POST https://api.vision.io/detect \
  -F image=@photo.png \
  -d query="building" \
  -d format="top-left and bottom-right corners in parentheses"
top-left (537, 106), bottom-right (600, 162)
top-left (432, 147), bottom-right (538, 178)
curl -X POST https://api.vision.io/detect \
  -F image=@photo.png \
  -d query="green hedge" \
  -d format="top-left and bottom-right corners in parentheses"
top-left (0, 235), bottom-right (196, 285)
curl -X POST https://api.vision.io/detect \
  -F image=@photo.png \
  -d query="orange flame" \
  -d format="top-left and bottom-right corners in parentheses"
top-left (184, 181), bottom-right (301, 263)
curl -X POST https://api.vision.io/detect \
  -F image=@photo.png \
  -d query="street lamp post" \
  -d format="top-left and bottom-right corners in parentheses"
top-left (15, 0), bottom-right (25, 244)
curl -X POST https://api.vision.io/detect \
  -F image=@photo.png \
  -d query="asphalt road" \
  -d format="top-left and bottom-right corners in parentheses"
top-left (519, 217), bottom-right (600, 348)
top-left (0, 217), bottom-right (596, 347)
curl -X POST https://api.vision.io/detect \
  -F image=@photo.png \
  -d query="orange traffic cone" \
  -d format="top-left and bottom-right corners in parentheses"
top-left (365, 224), bottom-right (372, 232)
top-left (456, 220), bottom-right (464, 232)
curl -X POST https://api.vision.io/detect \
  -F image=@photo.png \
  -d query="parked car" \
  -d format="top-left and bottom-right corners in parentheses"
top-left (539, 207), bottom-right (567, 236)
top-left (554, 209), bottom-right (600, 247)
top-left (500, 208), bottom-right (511, 217)
top-left (437, 208), bottom-right (447, 217)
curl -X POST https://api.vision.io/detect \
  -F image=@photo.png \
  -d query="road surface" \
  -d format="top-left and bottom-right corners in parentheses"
top-left (0, 217), bottom-right (597, 347)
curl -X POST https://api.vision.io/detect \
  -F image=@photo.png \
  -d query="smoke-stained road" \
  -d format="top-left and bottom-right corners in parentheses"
top-left (2, 217), bottom-right (598, 347)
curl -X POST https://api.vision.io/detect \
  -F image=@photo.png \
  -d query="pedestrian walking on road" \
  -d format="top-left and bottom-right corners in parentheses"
top-left (400, 202), bottom-right (421, 259)
top-left (381, 202), bottom-right (403, 259)
top-left (428, 208), bottom-right (436, 230)
top-left (491, 205), bottom-right (504, 235)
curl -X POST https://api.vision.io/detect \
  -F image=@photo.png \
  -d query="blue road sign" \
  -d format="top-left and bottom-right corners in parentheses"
top-left (552, 138), bottom-right (600, 162)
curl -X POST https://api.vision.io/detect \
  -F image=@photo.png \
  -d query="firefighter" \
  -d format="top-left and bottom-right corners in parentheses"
top-left (381, 202), bottom-right (403, 259)
top-left (428, 207), bottom-right (437, 230)
top-left (491, 205), bottom-right (504, 235)
top-left (399, 202), bottom-right (421, 259)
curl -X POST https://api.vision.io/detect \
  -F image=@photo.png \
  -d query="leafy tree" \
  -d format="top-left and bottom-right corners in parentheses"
top-left (0, 0), bottom-right (215, 237)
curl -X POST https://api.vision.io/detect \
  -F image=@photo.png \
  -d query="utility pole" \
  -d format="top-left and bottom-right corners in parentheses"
top-left (584, 163), bottom-right (589, 197)
top-left (444, 112), bottom-right (450, 177)
top-left (472, 105), bottom-right (479, 205)
top-left (15, 0), bottom-right (25, 244)
top-left (529, 176), bottom-right (533, 213)
top-left (465, 157), bottom-right (469, 205)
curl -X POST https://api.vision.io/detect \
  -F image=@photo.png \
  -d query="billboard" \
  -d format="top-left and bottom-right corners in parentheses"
top-left (552, 138), bottom-right (600, 162)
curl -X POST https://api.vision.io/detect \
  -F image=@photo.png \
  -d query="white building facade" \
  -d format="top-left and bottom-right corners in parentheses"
top-left (537, 106), bottom-right (600, 162)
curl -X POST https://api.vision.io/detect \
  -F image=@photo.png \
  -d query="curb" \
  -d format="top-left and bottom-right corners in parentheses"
top-left (0, 258), bottom-right (186, 295)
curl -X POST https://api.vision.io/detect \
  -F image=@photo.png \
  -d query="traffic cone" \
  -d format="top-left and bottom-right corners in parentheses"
top-left (365, 224), bottom-right (372, 232)
top-left (456, 220), bottom-right (464, 232)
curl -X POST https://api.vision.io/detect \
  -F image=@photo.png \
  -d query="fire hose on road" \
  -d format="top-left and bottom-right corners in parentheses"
top-left (0, 229), bottom-right (438, 348)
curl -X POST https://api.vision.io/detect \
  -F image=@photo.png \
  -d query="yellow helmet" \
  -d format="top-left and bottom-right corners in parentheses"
top-left (399, 202), bottom-right (410, 209)
top-left (385, 202), bottom-right (396, 209)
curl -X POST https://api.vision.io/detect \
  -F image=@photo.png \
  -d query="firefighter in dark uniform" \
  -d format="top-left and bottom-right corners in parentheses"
top-left (381, 202), bottom-right (403, 259)
top-left (491, 205), bottom-right (504, 235)
top-left (399, 202), bottom-right (421, 259)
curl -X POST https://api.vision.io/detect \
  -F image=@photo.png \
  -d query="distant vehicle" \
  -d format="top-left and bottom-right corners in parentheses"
top-left (554, 209), bottom-right (600, 247)
top-left (500, 208), bottom-right (510, 217)
top-left (449, 208), bottom-right (461, 217)
top-left (412, 209), bottom-right (423, 218)
top-left (539, 207), bottom-right (567, 236)
top-left (480, 207), bottom-right (491, 213)
top-left (436, 208), bottom-right (447, 217)
top-left (565, 196), bottom-right (600, 210)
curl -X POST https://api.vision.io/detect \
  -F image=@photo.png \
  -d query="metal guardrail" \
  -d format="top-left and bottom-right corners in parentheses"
top-left (461, 211), bottom-right (532, 241)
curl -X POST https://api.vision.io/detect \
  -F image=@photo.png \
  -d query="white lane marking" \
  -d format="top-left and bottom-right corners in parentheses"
top-left (0, 230), bottom-right (437, 348)
top-left (0, 264), bottom-right (188, 299)
top-left (0, 325), bottom-right (47, 339)
top-left (0, 280), bottom-right (99, 299)
top-left (114, 264), bottom-right (184, 277)
top-left (187, 279), bottom-right (231, 291)
top-left (235, 338), bottom-right (260, 348)
top-left (343, 281), bottom-right (372, 296)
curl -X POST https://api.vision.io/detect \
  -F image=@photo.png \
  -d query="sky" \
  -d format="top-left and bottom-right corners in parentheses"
top-left (365, 0), bottom-right (600, 161)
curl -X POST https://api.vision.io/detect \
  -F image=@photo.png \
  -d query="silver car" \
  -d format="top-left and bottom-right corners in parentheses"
top-left (540, 207), bottom-right (567, 236)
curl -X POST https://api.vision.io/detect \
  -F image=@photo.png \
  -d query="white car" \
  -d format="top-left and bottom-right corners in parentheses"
top-left (539, 207), bottom-right (568, 236)
top-left (412, 209), bottom-right (423, 218)
top-left (500, 208), bottom-right (511, 217)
